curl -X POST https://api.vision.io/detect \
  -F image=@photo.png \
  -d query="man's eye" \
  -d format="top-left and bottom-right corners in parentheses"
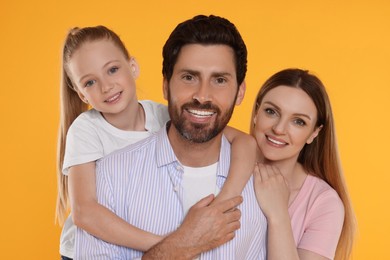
top-left (216, 77), bottom-right (227, 84)
top-left (183, 75), bottom-right (194, 81)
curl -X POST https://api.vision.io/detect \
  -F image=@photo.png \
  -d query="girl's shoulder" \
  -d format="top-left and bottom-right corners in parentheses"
top-left (139, 100), bottom-right (167, 113)
top-left (139, 100), bottom-right (169, 131)
top-left (69, 109), bottom-right (104, 131)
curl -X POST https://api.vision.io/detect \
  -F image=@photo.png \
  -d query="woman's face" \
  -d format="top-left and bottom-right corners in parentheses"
top-left (254, 85), bottom-right (321, 163)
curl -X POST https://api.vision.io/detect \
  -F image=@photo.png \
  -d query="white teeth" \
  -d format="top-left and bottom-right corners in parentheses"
top-left (188, 109), bottom-right (214, 117)
top-left (106, 93), bottom-right (120, 102)
top-left (267, 136), bottom-right (286, 145)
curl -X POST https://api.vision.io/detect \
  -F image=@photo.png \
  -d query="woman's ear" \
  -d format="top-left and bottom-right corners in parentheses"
top-left (306, 125), bottom-right (323, 144)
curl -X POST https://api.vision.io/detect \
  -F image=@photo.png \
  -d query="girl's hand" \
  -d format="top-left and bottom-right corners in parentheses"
top-left (253, 163), bottom-right (290, 221)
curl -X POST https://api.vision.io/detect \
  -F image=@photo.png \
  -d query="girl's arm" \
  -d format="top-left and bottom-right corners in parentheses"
top-left (68, 162), bottom-right (163, 251)
top-left (213, 126), bottom-right (257, 204)
top-left (254, 164), bottom-right (328, 260)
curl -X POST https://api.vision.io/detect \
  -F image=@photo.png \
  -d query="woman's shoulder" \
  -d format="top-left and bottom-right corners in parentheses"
top-left (305, 175), bottom-right (344, 212)
top-left (307, 175), bottom-right (336, 194)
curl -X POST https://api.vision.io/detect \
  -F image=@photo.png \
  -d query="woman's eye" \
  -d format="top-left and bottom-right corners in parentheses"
top-left (265, 108), bottom-right (276, 115)
top-left (294, 118), bottom-right (306, 126)
top-left (109, 66), bottom-right (119, 74)
top-left (85, 80), bottom-right (96, 87)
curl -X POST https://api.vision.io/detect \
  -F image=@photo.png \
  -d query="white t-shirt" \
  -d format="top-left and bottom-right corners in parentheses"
top-left (182, 162), bottom-right (220, 215)
top-left (60, 100), bottom-right (169, 258)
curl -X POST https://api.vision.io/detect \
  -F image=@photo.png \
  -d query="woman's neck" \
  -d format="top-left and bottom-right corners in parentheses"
top-left (257, 153), bottom-right (307, 191)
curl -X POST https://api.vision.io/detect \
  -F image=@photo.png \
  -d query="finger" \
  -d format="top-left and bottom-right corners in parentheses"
top-left (213, 230), bottom-right (236, 249)
top-left (267, 164), bottom-right (280, 179)
top-left (271, 165), bottom-right (282, 175)
top-left (253, 164), bottom-right (262, 182)
top-left (223, 207), bottom-right (241, 223)
top-left (270, 165), bottom-right (288, 185)
top-left (192, 194), bottom-right (215, 209)
top-left (258, 163), bottom-right (270, 181)
top-left (221, 219), bottom-right (241, 237)
top-left (216, 195), bottom-right (243, 213)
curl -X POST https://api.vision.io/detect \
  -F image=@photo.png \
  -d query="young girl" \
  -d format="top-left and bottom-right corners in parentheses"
top-left (251, 68), bottom-right (356, 260)
top-left (55, 25), bottom-right (256, 259)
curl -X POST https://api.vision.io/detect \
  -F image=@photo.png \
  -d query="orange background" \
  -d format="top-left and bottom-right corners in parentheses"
top-left (0, 0), bottom-right (389, 258)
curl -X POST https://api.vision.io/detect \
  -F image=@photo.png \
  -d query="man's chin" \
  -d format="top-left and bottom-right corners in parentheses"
top-left (180, 127), bottom-right (220, 143)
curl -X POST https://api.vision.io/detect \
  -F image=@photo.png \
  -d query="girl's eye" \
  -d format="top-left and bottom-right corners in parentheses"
top-left (109, 66), bottom-right (119, 74)
top-left (85, 80), bottom-right (96, 88)
top-left (294, 118), bottom-right (306, 126)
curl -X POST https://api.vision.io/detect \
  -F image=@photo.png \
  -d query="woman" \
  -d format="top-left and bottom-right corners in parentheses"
top-left (252, 68), bottom-right (355, 259)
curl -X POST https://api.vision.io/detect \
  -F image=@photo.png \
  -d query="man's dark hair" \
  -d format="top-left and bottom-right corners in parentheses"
top-left (162, 15), bottom-right (247, 85)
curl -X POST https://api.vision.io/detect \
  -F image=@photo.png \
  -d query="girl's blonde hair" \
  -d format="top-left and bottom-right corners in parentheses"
top-left (250, 68), bottom-right (356, 259)
top-left (55, 25), bottom-right (130, 225)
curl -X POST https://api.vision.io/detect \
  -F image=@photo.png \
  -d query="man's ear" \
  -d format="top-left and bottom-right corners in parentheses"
top-left (235, 81), bottom-right (246, 105)
top-left (163, 79), bottom-right (169, 101)
top-left (307, 125), bottom-right (323, 144)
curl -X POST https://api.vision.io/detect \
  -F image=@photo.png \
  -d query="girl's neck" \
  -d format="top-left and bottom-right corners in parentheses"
top-left (102, 101), bottom-right (145, 131)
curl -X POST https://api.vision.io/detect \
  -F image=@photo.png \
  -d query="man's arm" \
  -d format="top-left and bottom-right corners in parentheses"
top-left (142, 194), bottom-right (243, 259)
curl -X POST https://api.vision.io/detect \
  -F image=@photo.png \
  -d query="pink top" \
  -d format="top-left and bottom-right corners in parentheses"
top-left (289, 174), bottom-right (344, 259)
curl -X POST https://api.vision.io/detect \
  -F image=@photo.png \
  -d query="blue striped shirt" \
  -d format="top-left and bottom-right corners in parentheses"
top-left (75, 126), bottom-right (267, 259)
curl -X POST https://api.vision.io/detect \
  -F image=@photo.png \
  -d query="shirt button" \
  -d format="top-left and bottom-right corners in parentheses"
top-left (174, 185), bottom-right (179, 192)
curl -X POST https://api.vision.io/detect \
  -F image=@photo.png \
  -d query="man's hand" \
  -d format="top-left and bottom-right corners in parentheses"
top-left (142, 194), bottom-right (243, 259)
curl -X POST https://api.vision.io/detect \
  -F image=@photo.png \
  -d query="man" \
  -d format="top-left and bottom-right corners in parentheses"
top-left (76, 15), bottom-right (267, 259)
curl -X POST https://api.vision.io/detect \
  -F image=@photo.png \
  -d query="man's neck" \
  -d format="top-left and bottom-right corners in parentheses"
top-left (167, 124), bottom-right (222, 167)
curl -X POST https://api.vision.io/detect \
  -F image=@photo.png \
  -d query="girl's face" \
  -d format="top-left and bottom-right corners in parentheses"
top-left (67, 39), bottom-right (139, 116)
top-left (254, 86), bottom-right (321, 164)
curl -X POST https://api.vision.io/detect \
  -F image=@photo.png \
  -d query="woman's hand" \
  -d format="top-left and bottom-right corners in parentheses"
top-left (253, 163), bottom-right (290, 221)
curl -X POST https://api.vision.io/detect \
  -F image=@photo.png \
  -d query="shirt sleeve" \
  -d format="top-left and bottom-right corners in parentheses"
top-left (62, 114), bottom-right (104, 175)
top-left (298, 190), bottom-right (345, 259)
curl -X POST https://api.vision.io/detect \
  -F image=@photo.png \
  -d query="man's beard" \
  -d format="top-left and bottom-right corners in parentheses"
top-left (167, 89), bottom-right (237, 143)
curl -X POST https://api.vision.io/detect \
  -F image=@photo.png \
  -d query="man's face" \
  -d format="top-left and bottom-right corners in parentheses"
top-left (163, 44), bottom-right (245, 143)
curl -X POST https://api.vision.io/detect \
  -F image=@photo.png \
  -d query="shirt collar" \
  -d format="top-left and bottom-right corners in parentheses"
top-left (156, 121), bottom-right (231, 178)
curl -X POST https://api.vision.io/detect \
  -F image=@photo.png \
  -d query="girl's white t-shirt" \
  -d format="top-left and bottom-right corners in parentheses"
top-left (60, 100), bottom-right (169, 258)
